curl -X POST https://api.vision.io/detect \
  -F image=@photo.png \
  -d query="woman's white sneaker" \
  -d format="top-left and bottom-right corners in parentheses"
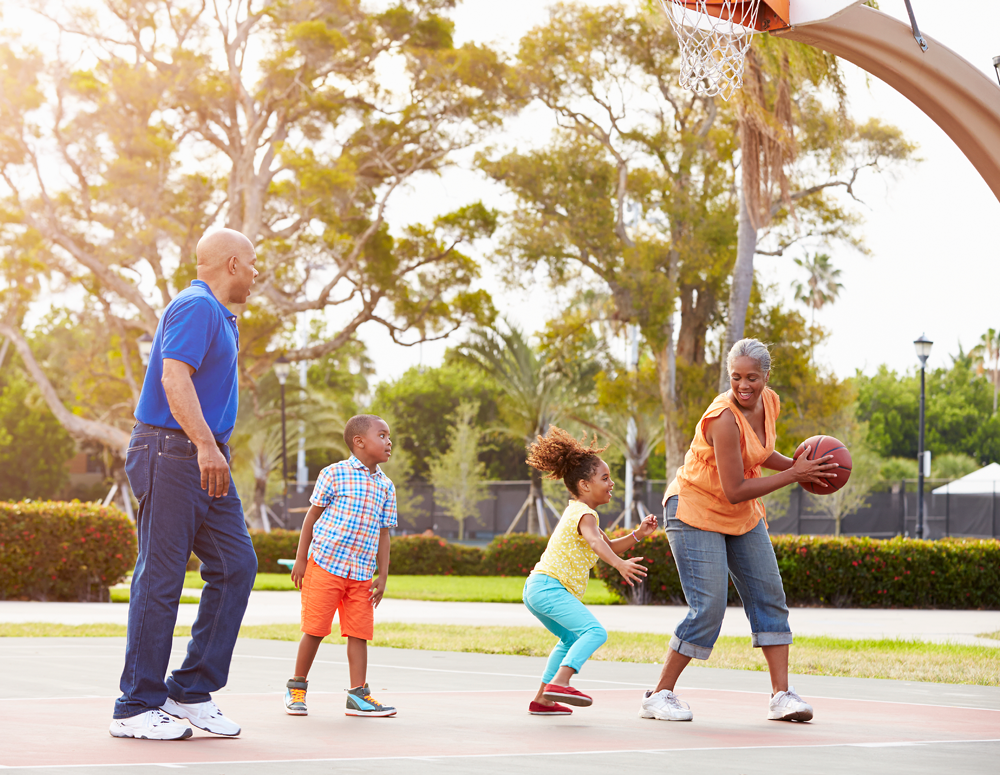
top-left (768, 686), bottom-right (814, 722)
top-left (109, 709), bottom-right (192, 740)
top-left (162, 698), bottom-right (241, 736)
top-left (639, 689), bottom-right (694, 721)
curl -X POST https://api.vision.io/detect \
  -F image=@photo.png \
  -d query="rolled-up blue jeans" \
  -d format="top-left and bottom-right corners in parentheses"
top-left (523, 573), bottom-right (608, 682)
top-left (114, 422), bottom-right (257, 719)
top-left (665, 495), bottom-right (792, 660)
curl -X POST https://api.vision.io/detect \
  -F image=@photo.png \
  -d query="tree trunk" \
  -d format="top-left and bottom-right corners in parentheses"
top-left (718, 189), bottom-right (759, 392)
top-left (527, 471), bottom-right (542, 534)
top-left (654, 338), bottom-right (685, 483)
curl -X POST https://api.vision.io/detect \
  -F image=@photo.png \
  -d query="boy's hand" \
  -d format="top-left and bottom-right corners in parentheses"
top-left (370, 575), bottom-right (387, 608)
top-left (636, 513), bottom-right (658, 540)
top-left (290, 558), bottom-right (307, 590)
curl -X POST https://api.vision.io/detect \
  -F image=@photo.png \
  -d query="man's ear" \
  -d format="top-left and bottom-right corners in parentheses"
top-left (228, 255), bottom-right (238, 275)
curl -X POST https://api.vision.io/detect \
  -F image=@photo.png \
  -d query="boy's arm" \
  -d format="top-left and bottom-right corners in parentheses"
top-left (370, 527), bottom-right (391, 607)
top-left (291, 505), bottom-right (322, 590)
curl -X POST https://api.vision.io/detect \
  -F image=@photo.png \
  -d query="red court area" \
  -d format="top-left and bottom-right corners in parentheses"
top-left (5, 686), bottom-right (999, 769)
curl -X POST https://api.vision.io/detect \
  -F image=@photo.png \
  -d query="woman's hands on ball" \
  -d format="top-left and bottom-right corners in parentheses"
top-left (791, 445), bottom-right (839, 489)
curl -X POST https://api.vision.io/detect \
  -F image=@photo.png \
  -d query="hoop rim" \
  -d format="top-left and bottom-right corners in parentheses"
top-left (664, 0), bottom-right (791, 32)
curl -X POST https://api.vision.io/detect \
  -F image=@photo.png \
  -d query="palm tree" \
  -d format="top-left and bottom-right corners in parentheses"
top-left (458, 322), bottom-right (583, 535)
top-left (970, 328), bottom-right (1000, 415)
top-left (792, 252), bottom-right (843, 326)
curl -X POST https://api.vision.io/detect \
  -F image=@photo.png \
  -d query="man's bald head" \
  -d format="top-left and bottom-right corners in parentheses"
top-left (195, 228), bottom-right (258, 305)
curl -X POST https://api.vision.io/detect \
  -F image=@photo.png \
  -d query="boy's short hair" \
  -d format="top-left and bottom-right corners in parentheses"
top-left (344, 414), bottom-right (383, 451)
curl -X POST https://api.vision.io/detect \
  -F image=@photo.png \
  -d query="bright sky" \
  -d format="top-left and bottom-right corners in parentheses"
top-left (4, 1), bottom-right (999, 385)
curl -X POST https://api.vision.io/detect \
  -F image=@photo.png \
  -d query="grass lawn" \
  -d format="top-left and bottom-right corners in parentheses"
top-left (176, 573), bottom-right (621, 605)
top-left (110, 589), bottom-right (200, 605)
top-left (980, 630), bottom-right (1000, 640)
top-left (3, 621), bottom-right (996, 686)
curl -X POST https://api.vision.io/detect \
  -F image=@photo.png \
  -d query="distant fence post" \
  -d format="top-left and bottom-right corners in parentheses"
top-left (898, 479), bottom-right (906, 537)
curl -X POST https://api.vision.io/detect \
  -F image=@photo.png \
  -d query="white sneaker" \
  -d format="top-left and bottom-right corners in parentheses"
top-left (109, 709), bottom-right (192, 740)
top-left (639, 689), bottom-right (694, 721)
top-left (162, 697), bottom-right (241, 736)
top-left (768, 686), bottom-right (814, 722)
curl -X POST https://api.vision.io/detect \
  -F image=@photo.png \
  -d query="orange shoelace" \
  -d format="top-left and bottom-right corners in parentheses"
top-left (289, 688), bottom-right (306, 703)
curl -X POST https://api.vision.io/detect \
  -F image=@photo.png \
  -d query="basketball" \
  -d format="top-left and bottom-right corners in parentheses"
top-left (793, 435), bottom-right (852, 495)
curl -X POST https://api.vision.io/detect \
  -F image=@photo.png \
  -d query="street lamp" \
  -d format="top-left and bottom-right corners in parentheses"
top-left (137, 333), bottom-right (154, 367)
top-left (913, 334), bottom-right (933, 540)
top-left (274, 355), bottom-right (292, 527)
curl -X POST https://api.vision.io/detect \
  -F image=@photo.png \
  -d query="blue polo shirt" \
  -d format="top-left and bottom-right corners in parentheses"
top-left (135, 280), bottom-right (240, 443)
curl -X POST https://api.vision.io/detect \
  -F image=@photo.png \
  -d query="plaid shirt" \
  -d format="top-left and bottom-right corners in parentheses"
top-left (308, 456), bottom-right (397, 580)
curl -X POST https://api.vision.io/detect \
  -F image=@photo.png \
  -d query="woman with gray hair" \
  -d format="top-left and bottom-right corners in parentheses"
top-left (639, 338), bottom-right (837, 724)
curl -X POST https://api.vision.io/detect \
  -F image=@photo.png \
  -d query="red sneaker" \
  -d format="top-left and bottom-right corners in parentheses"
top-left (529, 701), bottom-right (572, 716)
top-left (542, 684), bottom-right (593, 707)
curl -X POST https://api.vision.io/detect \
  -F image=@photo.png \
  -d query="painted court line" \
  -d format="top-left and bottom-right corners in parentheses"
top-left (2, 739), bottom-right (998, 770)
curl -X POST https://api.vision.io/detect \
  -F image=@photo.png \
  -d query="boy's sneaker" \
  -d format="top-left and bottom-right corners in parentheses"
top-left (529, 700), bottom-right (572, 716)
top-left (346, 683), bottom-right (396, 717)
top-left (285, 677), bottom-right (308, 716)
top-left (541, 684), bottom-right (593, 707)
top-left (639, 688), bottom-right (694, 721)
top-left (109, 709), bottom-right (192, 740)
top-left (768, 686), bottom-right (814, 722)
top-left (161, 697), bottom-right (241, 736)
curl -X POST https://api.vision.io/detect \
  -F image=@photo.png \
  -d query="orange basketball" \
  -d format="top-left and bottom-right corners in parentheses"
top-left (792, 435), bottom-right (852, 495)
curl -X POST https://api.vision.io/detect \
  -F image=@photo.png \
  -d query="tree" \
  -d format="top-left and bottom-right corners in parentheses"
top-left (717, 37), bottom-right (917, 391)
top-left (427, 402), bottom-right (488, 540)
top-left (970, 328), bottom-right (1000, 415)
top-left (0, 375), bottom-right (77, 500)
top-left (792, 252), bottom-right (843, 327)
top-left (457, 323), bottom-right (581, 534)
top-left (807, 421), bottom-right (882, 537)
top-left (0, 0), bottom-right (515, 464)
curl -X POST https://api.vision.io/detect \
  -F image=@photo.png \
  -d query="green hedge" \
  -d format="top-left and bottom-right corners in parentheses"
top-left (481, 533), bottom-right (549, 576)
top-left (594, 532), bottom-right (1000, 609)
top-left (248, 529), bottom-right (300, 573)
top-left (0, 501), bottom-right (137, 602)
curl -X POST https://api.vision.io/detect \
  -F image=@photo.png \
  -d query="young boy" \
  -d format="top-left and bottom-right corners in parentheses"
top-left (285, 414), bottom-right (397, 717)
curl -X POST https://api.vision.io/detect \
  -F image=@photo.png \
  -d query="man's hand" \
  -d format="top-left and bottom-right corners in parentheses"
top-left (291, 557), bottom-right (307, 590)
top-left (198, 444), bottom-right (230, 497)
top-left (370, 576), bottom-right (387, 608)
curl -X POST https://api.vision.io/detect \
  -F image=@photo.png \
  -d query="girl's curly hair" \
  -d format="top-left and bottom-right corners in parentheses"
top-left (525, 426), bottom-right (608, 496)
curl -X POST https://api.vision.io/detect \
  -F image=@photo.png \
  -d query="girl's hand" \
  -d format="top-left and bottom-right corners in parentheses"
top-left (290, 558), bottom-right (307, 590)
top-left (615, 556), bottom-right (648, 587)
top-left (636, 513), bottom-right (658, 540)
top-left (791, 445), bottom-right (839, 488)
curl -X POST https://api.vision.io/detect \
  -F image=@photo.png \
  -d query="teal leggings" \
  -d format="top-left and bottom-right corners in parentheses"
top-left (523, 573), bottom-right (608, 682)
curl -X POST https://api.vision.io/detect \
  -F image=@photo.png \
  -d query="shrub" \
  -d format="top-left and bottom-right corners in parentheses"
top-left (389, 535), bottom-right (457, 575)
top-left (451, 543), bottom-right (487, 576)
top-left (483, 533), bottom-right (549, 577)
top-left (0, 501), bottom-right (136, 602)
top-left (594, 531), bottom-right (1000, 609)
top-left (249, 529), bottom-right (300, 573)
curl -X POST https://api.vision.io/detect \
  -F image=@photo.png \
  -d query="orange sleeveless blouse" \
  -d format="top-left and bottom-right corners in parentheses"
top-left (664, 387), bottom-right (780, 535)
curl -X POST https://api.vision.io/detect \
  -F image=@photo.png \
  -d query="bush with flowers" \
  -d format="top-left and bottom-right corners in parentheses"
top-left (594, 530), bottom-right (1000, 609)
top-left (0, 501), bottom-right (137, 602)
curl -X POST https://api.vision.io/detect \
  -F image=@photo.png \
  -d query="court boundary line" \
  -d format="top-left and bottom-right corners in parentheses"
top-left (2, 738), bottom-right (999, 770)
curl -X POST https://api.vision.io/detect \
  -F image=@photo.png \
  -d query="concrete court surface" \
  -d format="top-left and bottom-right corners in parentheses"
top-left (2, 636), bottom-right (999, 774)
top-left (3, 592), bottom-right (1000, 646)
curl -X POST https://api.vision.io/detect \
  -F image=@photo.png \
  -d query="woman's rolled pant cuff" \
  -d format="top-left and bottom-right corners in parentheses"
top-left (752, 631), bottom-right (794, 648)
top-left (669, 634), bottom-right (713, 661)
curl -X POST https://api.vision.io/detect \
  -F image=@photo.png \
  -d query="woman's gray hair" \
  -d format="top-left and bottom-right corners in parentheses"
top-left (727, 338), bottom-right (772, 376)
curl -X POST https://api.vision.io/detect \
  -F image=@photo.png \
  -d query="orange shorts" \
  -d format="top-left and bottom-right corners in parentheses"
top-left (300, 557), bottom-right (374, 640)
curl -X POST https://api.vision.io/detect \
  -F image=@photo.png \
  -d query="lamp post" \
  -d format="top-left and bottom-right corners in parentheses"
top-left (914, 334), bottom-right (933, 539)
top-left (273, 355), bottom-right (292, 527)
top-left (137, 333), bottom-right (154, 368)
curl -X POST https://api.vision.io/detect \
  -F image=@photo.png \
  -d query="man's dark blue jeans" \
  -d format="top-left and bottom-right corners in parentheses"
top-left (114, 422), bottom-right (257, 719)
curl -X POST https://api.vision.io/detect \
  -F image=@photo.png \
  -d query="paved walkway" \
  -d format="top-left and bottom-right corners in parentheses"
top-left (2, 591), bottom-right (998, 646)
top-left (1, 637), bottom-right (998, 774)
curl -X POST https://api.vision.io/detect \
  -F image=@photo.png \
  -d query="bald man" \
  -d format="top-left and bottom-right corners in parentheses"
top-left (110, 229), bottom-right (260, 741)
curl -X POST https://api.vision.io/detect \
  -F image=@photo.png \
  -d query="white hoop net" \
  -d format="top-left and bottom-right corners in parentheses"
top-left (657, 1), bottom-right (762, 101)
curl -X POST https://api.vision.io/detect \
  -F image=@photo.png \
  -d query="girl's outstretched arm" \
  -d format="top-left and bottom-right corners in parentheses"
top-left (579, 513), bottom-right (647, 587)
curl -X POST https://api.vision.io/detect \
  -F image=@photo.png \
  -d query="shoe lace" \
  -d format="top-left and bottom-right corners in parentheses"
top-left (363, 693), bottom-right (384, 708)
top-left (149, 710), bottom-right (174, 726)
top-left (782, 687), bottom-right (804, 703)
top-left (289, 688), bottom-right (306, 703)
top-left (662, 691), bottom-right (691, 710)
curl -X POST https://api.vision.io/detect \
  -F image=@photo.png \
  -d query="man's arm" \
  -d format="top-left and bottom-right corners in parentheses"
top-left (370, 528), bottom-right (391, 607)
top-left (161, 358), bottom-right (230, 498)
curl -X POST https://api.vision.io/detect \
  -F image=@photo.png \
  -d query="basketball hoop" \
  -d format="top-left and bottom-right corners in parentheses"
top-left (657, 1), bottom-right (765, 101)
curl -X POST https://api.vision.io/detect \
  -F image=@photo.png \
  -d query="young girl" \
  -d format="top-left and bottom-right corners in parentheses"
top-left (522, 426), bottom-right (658, 716)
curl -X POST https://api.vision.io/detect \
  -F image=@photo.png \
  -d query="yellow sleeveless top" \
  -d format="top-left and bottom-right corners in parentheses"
top-left (532, 500), bottom-right (601, 600)
top-left (665, 387), bottom-right (780, 535)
